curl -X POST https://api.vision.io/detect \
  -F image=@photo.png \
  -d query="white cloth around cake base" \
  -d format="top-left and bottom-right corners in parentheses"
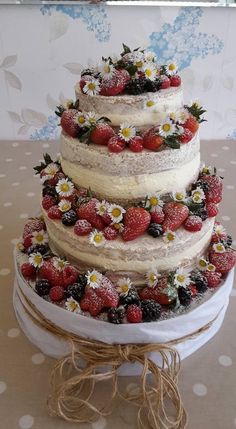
top-left (13, 269), bottom-right (234, 376)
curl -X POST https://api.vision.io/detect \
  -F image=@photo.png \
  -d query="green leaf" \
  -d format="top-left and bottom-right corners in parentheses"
top-left (97, 116), bottom-right (112, 124)
top-left (121, 43), bottom-right (131, 55)
top-left (44, 153), bottom-right (53, 165)
top-left (164, 135), bottom-right (180, 149)
top-left (74, 99), bottom-right (80, 110)
top-left (126, 64), bottom-right (138, 76)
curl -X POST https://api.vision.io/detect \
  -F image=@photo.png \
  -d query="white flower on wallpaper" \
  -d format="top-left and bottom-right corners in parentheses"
top-left (0, 55), bottom-right (22, 90)
top-left (8, 109), bottom-right (47, 136)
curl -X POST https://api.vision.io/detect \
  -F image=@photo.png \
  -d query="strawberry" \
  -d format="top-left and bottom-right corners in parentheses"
top-left (49, 286), bottom-right (64, 302)
top-left (60, 109), bottom-right (80, 138)
top-left (62, 265), bottom-right (78, 288)
top-left (100, 69), bottom-right (130, 96)
top-left (103, 226), bottom-right (119, 240)
top-left (179, 129), bottom-right (193, 144)
top-left (140, 277), bottom-right (174, 306)
top-left (184, 215), bottom-right (203, 232)
top-left (200, 175), bottom-right (223, 204)
top-left (39, 260), bottom-right (63, 287)
top-left (77, 198), bottom-right (105, 230)
top-left (74, 219), bottom-right (92, 236)
top-left (48, 205), bottom-right (62, 220)
top-left (122, 207), bottom-right (151, 242)
top-left (21, 262), bottom-right (36, 279)
top-left (90, 123), bottom-right (115, 145)
top-left (79, 74), bottom-right (93, 92)
top-left (42, 195), bottom-right (56, 211)
top-left (126, 304), bottom-right (142, 323)
top-left (159, 75), bottom-right (170, 89)
top-left (170, 75), bottom-right (181, 87)
top-left (23, 218), bottom-right (46, 239)
top-left (23, 234), bottom-right (33, 249)
top-left (206, 203), bottom-right (218, 218)
top-left (211, 231), bottom-right (227, 244)
top-left (162, 202), bottom-right (189, 232)
top-left (203, 271), bottom-right (222, 288)
top-left (46, 172), bottom-right (65, 187)
top-left (107, 136), bottom-right (126, 153)
top-left (143, 127), bottom-right (164, 151)
top-left (80, 279), bottom-right (119, 316)
top-left (209, 249), bottom-right (236, 274)
top-left (80, 289), bottom-right (104, 316)
top-left (150, 206), bottom-right (165, 224)
top-left (129, 136), bottom-right (144, 152)
top-left (183, 116), bottom-right (199, 134)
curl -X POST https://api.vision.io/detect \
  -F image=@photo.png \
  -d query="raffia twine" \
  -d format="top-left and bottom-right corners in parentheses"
top-left (16, 284), bottom-right (223, 429)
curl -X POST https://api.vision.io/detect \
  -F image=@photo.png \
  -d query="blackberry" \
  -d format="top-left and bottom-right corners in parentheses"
top-left (61, 210), bottom-right (78, 226)
top-left (141, 299), bottom-right (161, 322)
top-left (191, 208), bottom-right (208, 221)
top-left (144, 79), bottom-right (160, 93)
top-left (107, 307), bottom-right (125, 324)
top-left (178, 287), bottom-right (192, 307)
top-left (226, 235), bottom-right (233, 247)
top-left (192, 180), bottom-right (209, 192)
top-left (147, 223), bottom-right (164, 238)
top-left (125, 79), bottom-right (146, 95)
top-left (42, 186), bottom-right (58, 199)
top-left (81, 68), bottom-right (94, 77)
top-left (119, 288), bottom-right (140, 307)
top-left (35, 279), bottom-right (51, 296)
top-left (191, 271), bottom-right (208, 293)
top-left (26, 244), bottom-right (50, 256)
top-left (65, 282), bottom-right (85, 301)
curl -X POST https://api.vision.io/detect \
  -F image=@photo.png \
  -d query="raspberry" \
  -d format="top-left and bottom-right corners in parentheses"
top-left (170, 75), bottom-right (181, 87)
top-left (74, 219), bottom-right (92, 236)
top-left (23, 234), bottom-right (33, 249)
top-left (42, 195), bottom-right (56, 211)
top-left (23, 218), bottom-right (46, 239)
top-left (62, 265), bottom-right (79, 288)
top-left (21, 262), bottom-right (36, 278)
top-left (150, 207), bottom-right (165, 224)
top-left (107, 136), bottom-right (126, 153)
top-left (159, 75), bottom-right (170, 89)
top-left (184, 216), bottom-right (203, 232)
top-left (49, 286), bottom-right (64, 302)
top-left (179, 129), bottom-right (193, 144)
top-left (203, 271), bottom-right (222, 288)
top-left (103, 226), bottom-right (118, 240)
top-left (129, 136), bottom-right (144, 152)
top-left (48, 205), bottom-right (62, 220)
top-left (90, 123), bottom-right (115, 145)
top-left (183, 116), bottom-right (199, 134)
top-left (206, 203), bottom-right (218, 218)
top-left (126, 304), bottom-right (142, 323)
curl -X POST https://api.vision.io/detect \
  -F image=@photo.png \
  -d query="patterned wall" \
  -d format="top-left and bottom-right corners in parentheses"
top-left (0, 4), bottom-right (235, 141)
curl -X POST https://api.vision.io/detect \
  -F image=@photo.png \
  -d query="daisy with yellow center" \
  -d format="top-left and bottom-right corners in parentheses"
top-left (132, 51), bottom-right (145, 69)
top-left (201, 164), bottom-right (213, 175)
top-left (143, 63), bottom-right (157, 81)
top-left (17, 241), bottom-right (25, 251)
top-left (96, 200), bottom-right (108, 216)
top-left (62, 99), bottom-right (74, 110)
top-left (168, 111), bottom-right (177, 121)
top-left (44, 163), bottom-right (60, 178)
top-left (56, 178), bottom-right (74, 197)
top-left (149, 194), bottom-right (164, 209)
top-left (213, 243), bottom-right (226, 253)
top-left (207, 263), bottom-right (216, 272)
top-left (119, 123), bottom-right (136, 142)
top-left (83, 78), bottom-right (100, 96)
top-left (197, 257), bottom-right (208, 271)
top-left (144, 51), bottom-right (157, 63)
top-left (144, 99), bottom-right (157, 111)
top-left (85, 111), bottom-right (98, 125)
top-left (174, 268), bottom-right (190, 288)
top-left (176, 109), bottom-right (189, 125)
top-left (32, 230), bottom-right (48, 245)
top-left (76, 113), bottom-right (87, 126)
top-left (113, 222), bottom-right (124, 233)
top-left (163, 230), bottom-right (176, 244)
top-left (159, 119), bottom-right (176, 137)
top-left (172, 191), bottom-right (186, 203)
top-left (65, 297), bottom-right (81, 314)
top-left (99, 60), bottom-right (115, 79)
top-left (58, 199), bottom-right (72, 213)
top-left (116, 277), bottom-right (132, 296)
top-left (167, 62), bottom-right (178, 75)
top-left (53, 257), bottom-right (69, 271)
top-left (108, 204), bottom-right (126, 223)
top-left (146, 270), bottom-right (161, 288)
top-left (89, 230), bottom-right (105, 247)
top-left (191, 187), bottom-right (205, 204)
top-left (214, 224), bottom-right (226, 236)
top-left (86, 269), bottom-right (102, 288)
top-left (29, 252), bottom-right (43, 268)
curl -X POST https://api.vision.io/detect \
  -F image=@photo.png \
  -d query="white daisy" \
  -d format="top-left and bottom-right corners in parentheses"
top-left (31, 230), bottom-right (48, 245)
top-left (53, 257), bottom-right (69, 271)
top-left (143, 99), bottom-right (157, 111)
top-left (76, 113), bottom-right (88, 127)
top-left (172, 191), bottom-right (186, 203)
top-left (28, 252), bottom-right (43, 268)
top-left (65, 297), bottom-right (81, 314)
top-left (56, 178), bottom-right (74, 197)
top-left (207, 263), bottom-right (216, 272)
top-left (166, 62), bottom-right (178, 75)
top-left (174, 268), bottom-right (191, 288)
top-left (62, 99), bottom-right (74, 110)
top-left (168, 111), bottom-right (177, 122)
top-left (143, 63), bottom-right (157, 81)
top-left (132, 51), bottom-right (145, 69)
top-left (99, 60), bottom-right (115, 79)
top-left (146, 269), bottom-right (161, 288)
top-left (95, 200), bottom-right (108, 216)
top-left (119, 123), bottom-right (136, 142)
top-left (191, 187), bottom-right (205, 204)
top-left (108, 204), bottom-right (126, 224)
top-left (214, 223), bottom-right (226, 236)
top-left (149, 194), bottom-right (164, 209)
top-left (197, 257), bottom-right (208, 271)
top-left (85, 111), bottom-right (98, 125)
top-left (44, 163), bottom-right (60, 177)
top-left (159, 119), bottom-right (176, 137)
top-left (58, 199), bottom-right (72, 213)
top-left (86, 269), bottom-right (102, 288)
top-left (175, 109), bottom-right (190, 124)
top-left (113, 222), bottom-right (124, 233)
top-left (144, 51), bottom-right (157, 63)
top-left (116, 277), bottom-right (132, 296)
top-left (89, 230), bottom-right (105, 247)
top-left (201, 164), bottom-right (213, 175)
top-left (163, 230), bottom-right (176, 244)
top-left (213, 243), bottom-right (226, 253)
top-left (83, 78), bottom-right (100, 96)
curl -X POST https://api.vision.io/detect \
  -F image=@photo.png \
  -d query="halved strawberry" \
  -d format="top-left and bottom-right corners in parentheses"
top-left (162, 202), bottom-right (189, 231)
top-left (122, 207), bottom-right (151, 241)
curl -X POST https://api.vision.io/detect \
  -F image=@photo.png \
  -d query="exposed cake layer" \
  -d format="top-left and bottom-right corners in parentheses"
top-left (43, 209), bottom-right (214, 282)
top-left (75, 84), bottom-right (183, 127)
top-left (61, 152), bottom-right (200, 202)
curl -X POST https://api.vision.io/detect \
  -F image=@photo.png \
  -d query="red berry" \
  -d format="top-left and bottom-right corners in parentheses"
top-left (206, 203), bottom-right (218, 218)
top-left (23, 218), bottom-right (46, 239)
top-left (140, 278), bottom-right (174, 306)
top-left (74, 219), bottom-right (92, 236)
top-left (39, 260), bottom-right (63, 287)
top-left (48, 205), bottom-right (62, 220)
top-left (183, 116), bottom-right (199, 134)
top-left (101, 213), bottom-right (112, 225)
top-left (122, 207), bottom-right (151, 242)
top-left (90, 123), bottom-right (115, 145)
top-left (49, 286), bottom-right (64, 302)
top-left (100, 69), bottom-right (130, 96)
top-left (129, 136), bottom-right (144, 152)
top-left (211, 231), bottom-right (227, 243)
top-left (209, 249), bottom-right (236, 274)
top-left (170, 75), bottom-right (181, 87)
top-left (77, 198), bottom-right (105, 230)
top-left (62, 265), bottom-right (78, 288)
top-left (179, 128), bottom-right (193, 144)
top-left (200, 175), bottom-right (223, 204)
top-left (80, 279), bottom-right (119, 316)
top-left (79, 75), bottom-right (93, 91)
top-left (42, 195), bottom-right (56, 211)
top-left (150, 206), bottom-right (165, 224)
top-left (103, 226), bottom-right (118, 240)
top-left (203, 271), bottom-right (222, 288)
top-left (126, 304), bottom-right (142, 323)
top-left (184, 215), bottom-right (203, 232)
top-left (143, 127), bottom-right (164, 151)
top-left (189, 283), bottom-right (198, 297)
top-left (159, 75), bottom-right (170, 89)
top-left (21, 262), bottom-right (36, 279)
top-left (162, 202), bottom-right (189, 232)
top-left (47, 172), bottom-right (65, 186)
top-left (107, 136), bottom-right (126, 153)
top-left (60, 109), bottom-right (80, 138)
top-left (23, 234), bottom-right (33, 249)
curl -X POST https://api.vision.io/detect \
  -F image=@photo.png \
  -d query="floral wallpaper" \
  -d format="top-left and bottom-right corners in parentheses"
top-left (0, 4), bottom-right (235, 141)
